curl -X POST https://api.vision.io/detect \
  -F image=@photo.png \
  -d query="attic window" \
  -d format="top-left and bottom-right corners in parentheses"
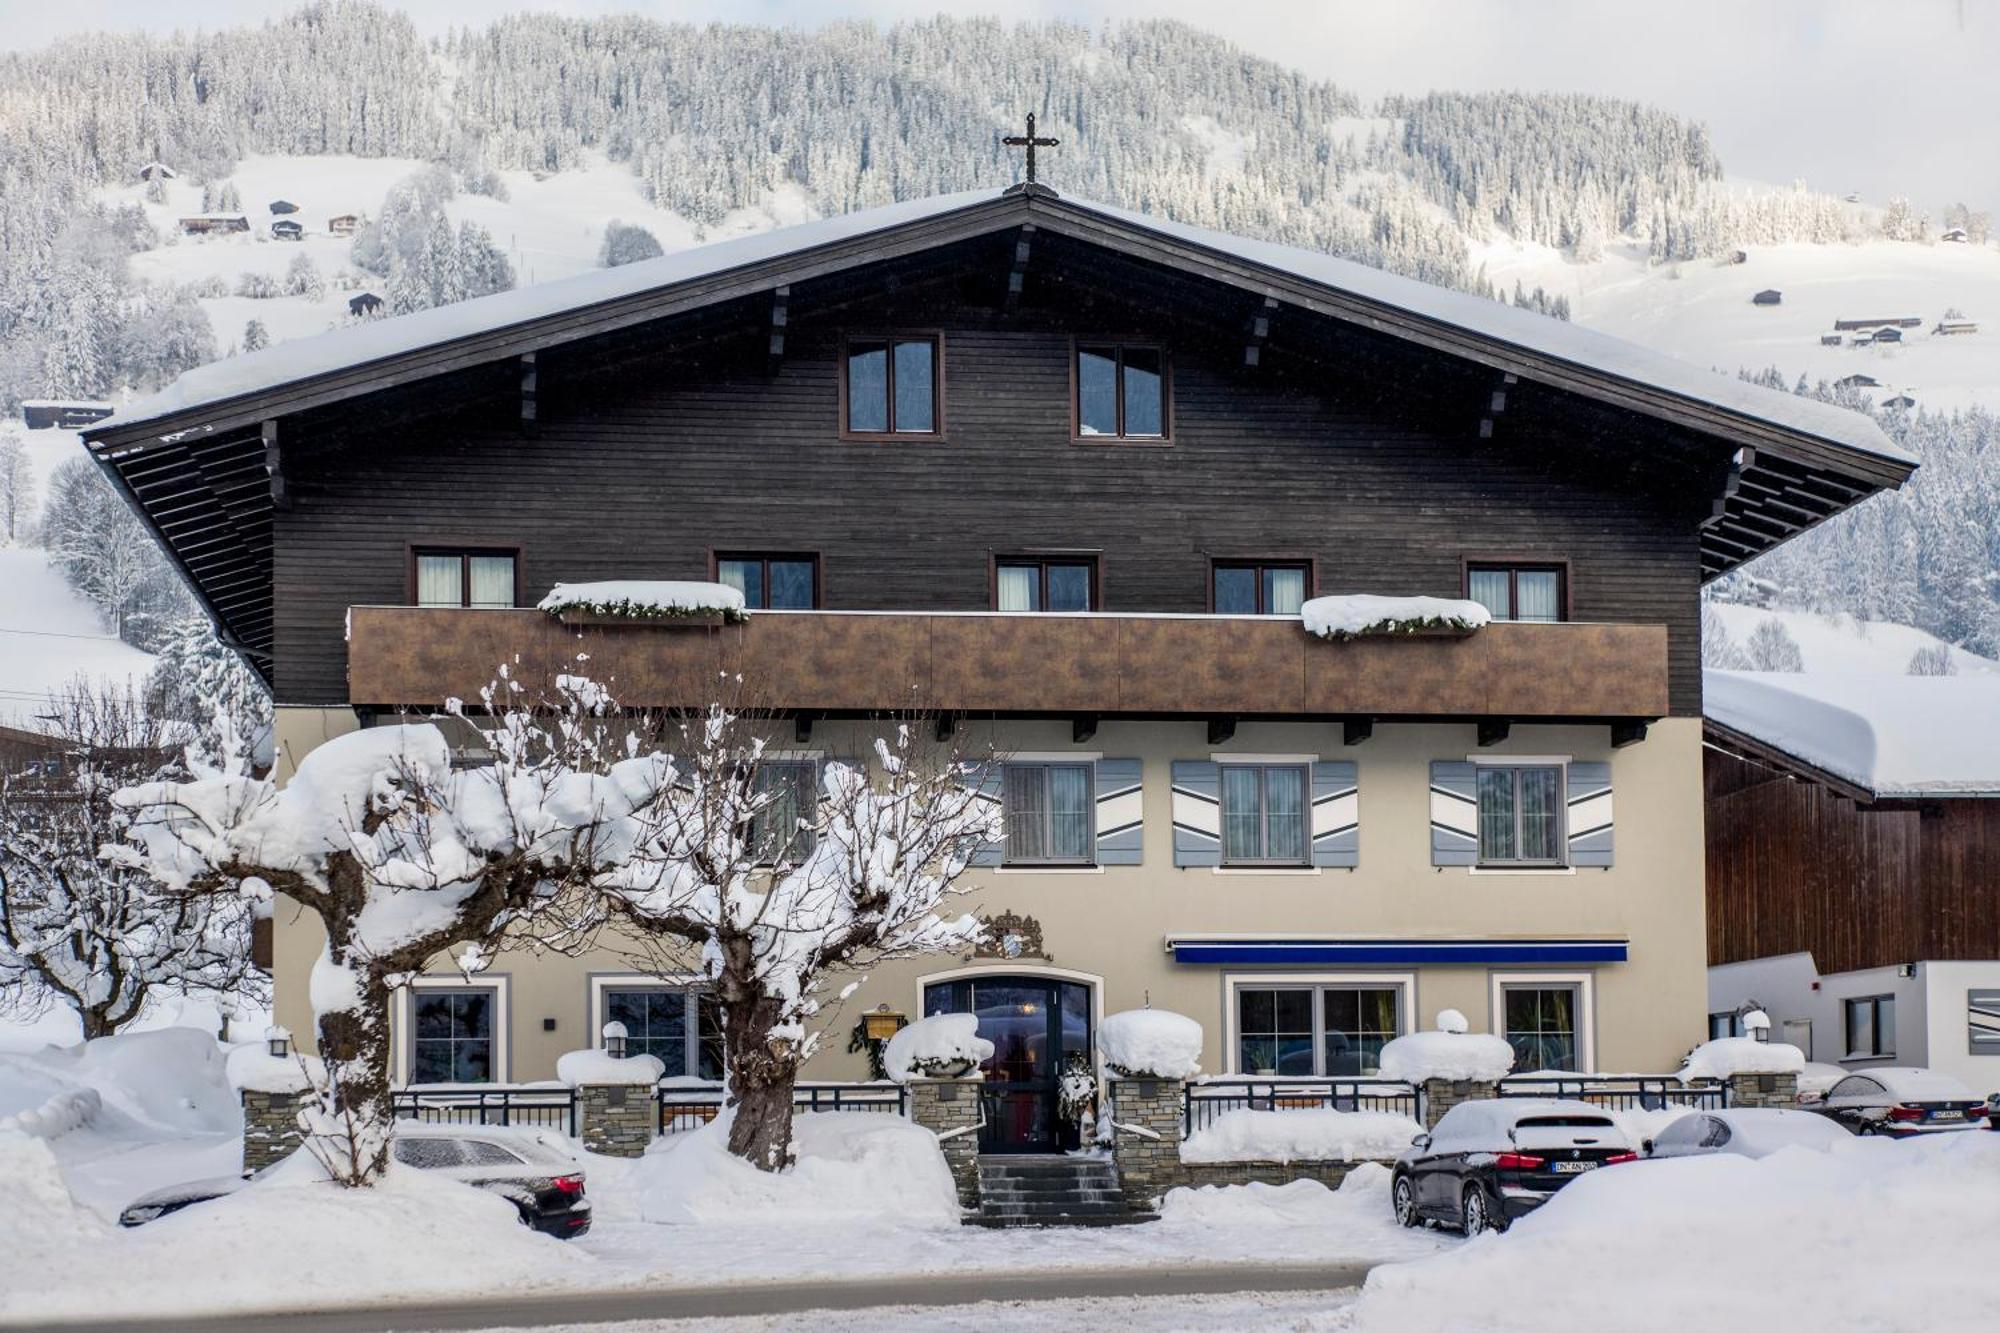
top-left (1075, 342), bottom-right (1167, 441)
top-left (844, 335), bottom-right (940, 437)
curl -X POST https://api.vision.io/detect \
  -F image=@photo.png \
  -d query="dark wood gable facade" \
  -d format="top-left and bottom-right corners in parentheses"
top-left (83, 190), bottom-right (1911, 724)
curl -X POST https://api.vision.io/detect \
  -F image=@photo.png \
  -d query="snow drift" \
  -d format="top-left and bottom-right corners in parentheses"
top-left (1181, 1108), bottom-right (1425, 1163)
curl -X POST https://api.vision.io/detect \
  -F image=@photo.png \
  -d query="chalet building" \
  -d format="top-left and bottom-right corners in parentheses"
top-left (1934, 319), bottom-right (1978, 336)
top-left (1837, 374), bottom-right (1882, 389)
top-left (1752, 289), bottom-right (1782, 306)
top-left (1881, 393), bottom-right (1917, 409)
top-left (20, 399), bottom-right (114, 431)
top-left (270, 219), bottom-right (304, 241)
top-left (82, 183), bottom-right (1909, 1148)
top-left (1819, 334), bottom-right (1843, 347)
top-left (269, 200), bottom-right (299, 215)
top-left (1834, 317), bottom-right (1922, 332)
top-left (1705, 671), bottom-right (2000, 1092)
top-left (328, 214), bottom-right (361, 236)
top-left (138, 161), bottom-right (176, 182)
top-left (347, 292), bottom-right (383, 317)
top-left (1941, 227), bottom-right (1969, 243)
top-left (179, 215), bottom-right (250, 237)
top-left (1873, 327), bottom-right (1904, 344)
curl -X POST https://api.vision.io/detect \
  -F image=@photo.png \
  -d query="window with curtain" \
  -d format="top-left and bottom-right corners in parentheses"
top-left (1002, 763), bottom-right (1094, 864)
top-left (1502, 985), bottom-right (1580, 1072)
top-left (604, 988), bottom-right (724, 1079)
top-left (1476, 764), bottom-right (1565, 865)
top-left (411, 989), bottom-right (496, 1083)
top-left (1218, 763), bottom-right (1309, 866)
top-left (1235, 985), bottom-right (1402, 1075)
top-left (1466, 564), bottom-right (1565, 622)
top-left (414, 550), bottom-right (517, 608)
top-left (750, 759), bottom-right (818, 864)
top-left (995, 557), bottom-right (1095, 612)
top-left (1075, 343), bottom-right (1167, 439)
top-left (845, 336), bottom-right (939, 435)
top-left (1212, 561), bottom-right (1310, 614)
top-left (716, 554), bottom-right (818, 609)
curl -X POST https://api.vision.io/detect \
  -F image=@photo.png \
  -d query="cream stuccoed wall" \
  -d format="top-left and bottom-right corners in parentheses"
top-left (269, 708), bottom-right (1709, 1080)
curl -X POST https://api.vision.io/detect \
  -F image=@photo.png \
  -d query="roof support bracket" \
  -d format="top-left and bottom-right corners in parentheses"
top-left (1244, 295), bottom-right (1279, 368)
top-left (519, 352), bottom-right (538, 436)
top-left (1478, 372), bottom-right (1517, 440)
top-left (935, 711), bottom-right (958, 743)
top-left (1610, 719), bottom-right (1650, 748)
top-left (794, 711), bottom-right (817, 744)
top-left (768, 285), bottom-right (790, 373)
top-left (1207, 715), bottom-right (1237, 746)
top-left (1477, 718), bottom-right (1512, 747)
top-left (1343, 717), bottom-right (1374, 747)
top-left (1005, 225), bottom-right (1036, 310)
top-left (261, 419), bottom-right (289, 511)
top-left (1071, 714), bottom-right (1098, 745)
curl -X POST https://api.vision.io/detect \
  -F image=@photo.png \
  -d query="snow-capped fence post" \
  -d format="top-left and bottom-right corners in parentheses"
top-left (1377, 1011), bottom-right (1515, 1130)
top-left (1419, 1077), bottom-right (1498, 1130)
top-left (906, 1080), bottom-right (982, 1208)
top-left (887, 1014), bottom-right (994, 1209)
top-left (229, 1030), bottom-right (319, 1175)
top-left (1680, 1020), bottom-right (1805, 1109)
top-left (560, 1032), bottom-right (667, 1158)
top-left (1725, 1071), bottom-right (1799, 1108)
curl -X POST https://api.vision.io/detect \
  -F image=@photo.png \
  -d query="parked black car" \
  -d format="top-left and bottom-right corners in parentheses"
top-left (119, 1124), bottom-right (591, 1237)
top-left (1392, 1098), bottom-right (1638, 1234)
top-left (1809, 1068), bottom-right (1989, 1138)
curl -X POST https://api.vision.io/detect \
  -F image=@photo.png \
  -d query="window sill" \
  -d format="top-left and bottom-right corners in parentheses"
top-left (837, 431), bottom-right (950, 444)
top-left (995, 864), bottom-right (1104, 875)
top-left (1211, 866), bottom-right (1321, 876)
top-left (1469, 865), bottom-right (1577, 876)
top-left (1071, 436), bottom-right (1174, 448)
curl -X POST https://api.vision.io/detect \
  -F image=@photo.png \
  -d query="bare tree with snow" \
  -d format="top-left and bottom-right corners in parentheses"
top-left (1745, 618), bottom-right (1806, 673)
top-left (1907, 643), bottom-right (1956, 676)
top-left (0, 433), bottom-right (33, 544)
top-left (0, 680), bottom-right (264, 1040)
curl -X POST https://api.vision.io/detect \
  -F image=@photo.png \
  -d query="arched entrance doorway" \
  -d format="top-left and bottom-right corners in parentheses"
top-left (922, 974), bottom-right (1094, 1153)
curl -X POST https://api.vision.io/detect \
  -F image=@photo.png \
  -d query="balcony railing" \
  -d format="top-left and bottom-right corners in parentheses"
top-left (346, 607), bottom-right (1669, 720)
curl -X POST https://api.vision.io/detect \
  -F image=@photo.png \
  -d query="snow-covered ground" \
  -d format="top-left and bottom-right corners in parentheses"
top-left (1707, 601), bottom-right (2000, 675)
top-left (0, 545), bottom-right (155, 727)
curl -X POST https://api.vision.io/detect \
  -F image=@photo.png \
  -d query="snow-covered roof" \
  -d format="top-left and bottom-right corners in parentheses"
top-left (92, 187), bottom-right (1908, 469)
top-left (1705, 669), bottom-right (2000, 797)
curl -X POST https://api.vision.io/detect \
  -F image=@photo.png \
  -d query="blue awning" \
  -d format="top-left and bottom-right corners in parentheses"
top-left (1168, 938), bottom-right (1628, 966)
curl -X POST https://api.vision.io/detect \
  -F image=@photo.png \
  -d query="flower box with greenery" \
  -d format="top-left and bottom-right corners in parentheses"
top-left (1301, 594), bottom-right (1492, 641)
top-left (535, 580), bottom-right (749, 627)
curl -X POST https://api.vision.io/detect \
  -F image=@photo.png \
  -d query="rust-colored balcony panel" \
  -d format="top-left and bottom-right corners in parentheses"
top-left (346, 608), bottom-right (1670, 719)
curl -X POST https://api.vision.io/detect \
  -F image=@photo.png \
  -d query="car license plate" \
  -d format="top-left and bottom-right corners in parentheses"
top-left (1552, 1160), bottom-right (1597, 1174)
top-left (1932, 1110), bottom-right (1964, 1121)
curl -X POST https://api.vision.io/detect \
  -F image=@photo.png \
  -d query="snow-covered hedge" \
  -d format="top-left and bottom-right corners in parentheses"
top-left (1677, 1036), bottom-right (1806, 1083)
top-left (1301, 594), bottom-right (1491, 641)
top-left (883, 1013), bottom-right (992, 1082)
top-left (1098, 1008), bottom-right (1203, 1079)
top-left (536, 580), bottom-right (749, 624)
top-left (1181, 1107), bottom-right (1425, 1163)
top-left (0, 1088), bottom-right (101, 1140)
top-left (1377, 1014), bottom-right (1516, 1083)
top-left (555, 1048), bottom-right (667, 1087)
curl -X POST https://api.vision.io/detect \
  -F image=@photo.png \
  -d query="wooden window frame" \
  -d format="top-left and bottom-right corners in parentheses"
top-left (1069, 337), bottom-right (1173, 445)
top-left (838, 332), bottom-right (945, 441)
top-left (989, 552), bottom-right (1102, 612)
top-left (1208, 558), bottom-right (1318, 614)
top-left (709, 550), bottom-right (823, 610)
top-left (1474, 763), bottom-right (1569, 868)
top-left (1461, 557), bottom-right (1572, 622)
top-left (1000, 760), bottom-right (1097, 868)
top-left (406, 543), bottom-right (523, 608)
top-left (1216, 761), bottom-right (1313, 868)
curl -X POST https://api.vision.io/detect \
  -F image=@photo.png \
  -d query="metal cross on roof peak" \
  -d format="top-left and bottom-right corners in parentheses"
top-left (1003, 112), bottom-right (1060, 187)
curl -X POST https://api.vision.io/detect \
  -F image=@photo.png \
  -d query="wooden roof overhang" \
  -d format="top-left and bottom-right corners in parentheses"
top-left (1703, 718), bottom-right (1877, 805)
top-left (84, 189), bottom-right (1914, 686)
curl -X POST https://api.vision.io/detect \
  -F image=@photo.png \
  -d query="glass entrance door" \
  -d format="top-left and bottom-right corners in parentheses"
top-left (923, 976), bottom-right (1092, 1153)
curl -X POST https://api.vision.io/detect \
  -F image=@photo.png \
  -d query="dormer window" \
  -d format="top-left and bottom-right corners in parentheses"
top-left (1075, 342), bottom-right (1167, 440)
top-left (843, 335), bottom-right (940, 437)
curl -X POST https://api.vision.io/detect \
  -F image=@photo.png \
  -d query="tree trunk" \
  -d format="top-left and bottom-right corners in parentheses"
top-left (314, 969), bottom-right (397, 1186)
top-left (723, 994), bottom-right (800, 1172)
top-left (78, 1006), bottom-right (115, 1041)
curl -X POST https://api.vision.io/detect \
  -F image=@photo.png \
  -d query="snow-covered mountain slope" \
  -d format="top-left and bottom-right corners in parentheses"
top-left (1478, 237), bottom-right (2000, 413)
top-left (0, 548), bottom-right (155, 727)
top-left (1707, 601), bottom-right (2000, 676)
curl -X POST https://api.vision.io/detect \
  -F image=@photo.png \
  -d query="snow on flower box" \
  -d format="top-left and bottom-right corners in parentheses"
top-left (1300, 594), bottom-right (1491, 642)
top-left (537, 580), bottom-right (749, 628)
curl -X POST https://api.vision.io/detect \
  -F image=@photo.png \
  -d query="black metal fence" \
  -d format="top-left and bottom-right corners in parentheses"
top-left (392, 1086), bottom-right (578, 1136)
top-left (1183, 1078), bottom-right (1423, 1136)
top-left (657, 1081), bottom-right (907, 1135)
top-left (1496, 1075), bottom-right (1727, 1112)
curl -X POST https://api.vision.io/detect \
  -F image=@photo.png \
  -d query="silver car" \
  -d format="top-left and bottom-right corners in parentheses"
top-left (1643, 1108), bottom-right (1853, 1159)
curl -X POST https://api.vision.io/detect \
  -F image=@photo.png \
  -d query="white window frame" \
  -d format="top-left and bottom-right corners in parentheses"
top-left (397, 972), bottom-right (511, 1086)
top-left (1223, 972), bottom-right (1416, 1076)
top-left (1489, 971), bottom-right (1595, 1075)
top-left (587, 972), bottom-right (719, 1079)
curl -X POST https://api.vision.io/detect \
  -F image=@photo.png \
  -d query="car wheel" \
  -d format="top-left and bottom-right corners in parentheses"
top-left (1461, 1183), bottom-right (1502, 1236)
top-left (1393, 1174), bottom-right (1421, 1228)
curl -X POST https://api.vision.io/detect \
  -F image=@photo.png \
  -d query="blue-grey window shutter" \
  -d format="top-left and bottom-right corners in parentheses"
top-left (1170, 759), bottom-right (1221, 867)
top-left (1093, 758), bottom-right (1143, 865)
top-left (1310, 760), bottom-right (1359, 867)
top-left (959, 762), bottom-right (1006, 867)
top-left (1566, 762), bottom-right (1614, 867)
top-left (1430, 761), bottom-right (1479, 866)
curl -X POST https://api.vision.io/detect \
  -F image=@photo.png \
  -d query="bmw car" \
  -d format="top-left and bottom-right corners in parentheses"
top-left (1392, 1098), bottom-right (1638, 1235)
top-left (1811, 1068), bottom-right (1990, 1137)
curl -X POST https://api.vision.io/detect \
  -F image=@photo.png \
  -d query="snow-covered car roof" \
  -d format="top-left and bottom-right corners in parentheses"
top-left (1706, 670), bottom-right (2000, 799)
top-left (91, 186), bottom-right (1906, 474)
top-left (1704, 1108), bottom-right (1855, 1153)
top-left (394, 1119), bottom-right (577, 1163)
top-left (1835, 1067), bottom-right (1981, 1101)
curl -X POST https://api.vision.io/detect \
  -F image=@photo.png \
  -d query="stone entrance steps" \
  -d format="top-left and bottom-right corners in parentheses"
top-left (970, 1154), bottom-right (1155, 1227)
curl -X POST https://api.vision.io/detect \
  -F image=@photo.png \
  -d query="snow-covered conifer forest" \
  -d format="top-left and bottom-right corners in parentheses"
top-left (0, 1), bottom-right (1996, 675)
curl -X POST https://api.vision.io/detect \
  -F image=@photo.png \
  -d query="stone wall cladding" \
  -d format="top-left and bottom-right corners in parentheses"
top-left (906, 1079), bottom-right (982, 1208)
top-left (1725, 1071), bottom-right (1800, 1109)
top-left (240, 1089), bottom-right (310, 1174)
top-left (577, 1084), bottom-right (657, 1157)
top-left (1182, 1160), bottom-right (1373, 1190)
top-left (1420, 1077), bottom-right (1498, 1129)
top-left (1108, 1076), bottom-right (1190, 1208)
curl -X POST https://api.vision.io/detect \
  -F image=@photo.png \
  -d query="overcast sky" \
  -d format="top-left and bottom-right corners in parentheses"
top-left (11, 0), bottom-right (1997, 215)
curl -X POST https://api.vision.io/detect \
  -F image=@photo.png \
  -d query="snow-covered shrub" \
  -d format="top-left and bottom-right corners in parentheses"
top-left (882, 1012), bottom-right (992, 1082)
top-left (233, 271), bottom-right (281, 299)
top-left (536, 579), bottom-right (749, 624)
top-left (1377, 1014), bottom-right (1515, 1083)
top-left (1098, 1008), bottom-right (1203, 1079)
top-left (1301, 594), bottom-right (1491, 640)
top-left (599, 219), bottom-right (665, 267)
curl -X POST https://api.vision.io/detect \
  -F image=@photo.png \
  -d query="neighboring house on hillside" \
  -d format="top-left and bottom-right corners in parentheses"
top-left (347, 291), bottom-right (383, 317)
top-left (1752, 289), bottom-right (1782, 306)
top-left (1834, 317), bottom-right (1922, 331)
top-left (328, 214), bottom-right (361, 236)
top-left (83, 181), bottom-right (1909, 1150)
top-left (268, 200), bottom-right (299, 215)
top-left (1941, 227), bottom-right (1968, 243)
top-left (1705, 670), bottom-right (2000, 1093)
top-left (138, 161), bottom-right (176, 182)
top-left (20, 400), bottom-right (114, 430)
top-left (179, 214), bottom-right (250, 236)
top-left (270, 219), bottom-right (304, 241)
top-left (1837, 374), bottom-right (1881, 389)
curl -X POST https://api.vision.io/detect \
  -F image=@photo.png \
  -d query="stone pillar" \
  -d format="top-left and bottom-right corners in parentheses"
top-left (1108, 1075), bottom-right (1186, 1209)
top-left (1421, 1078), bottom-right (1498, 1130)
top-left (1726, 1071), bottom-right (1799, 1109)
top-left (907, 1079), bottom-right (981, 1208)
top-left (241, 1089), bottom-right (311, 1175)
top-left (576, 1083), bottom-right (658, 1157)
